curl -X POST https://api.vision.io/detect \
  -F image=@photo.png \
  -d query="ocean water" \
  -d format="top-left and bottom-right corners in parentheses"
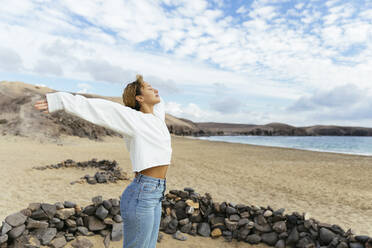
top-left (189, 135), bottom-right (372, 156)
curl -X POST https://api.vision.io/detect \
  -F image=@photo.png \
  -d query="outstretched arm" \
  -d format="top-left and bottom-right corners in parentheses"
top-left (35, 92), bottom-right (140, 137)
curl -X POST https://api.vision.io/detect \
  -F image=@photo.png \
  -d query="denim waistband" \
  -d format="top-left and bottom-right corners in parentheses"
top-left (134, 173), bottom-right (166, 186)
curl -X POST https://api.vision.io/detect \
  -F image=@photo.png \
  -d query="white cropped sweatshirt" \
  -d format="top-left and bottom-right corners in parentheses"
top-left (46, 92), bottom-right (172, 172)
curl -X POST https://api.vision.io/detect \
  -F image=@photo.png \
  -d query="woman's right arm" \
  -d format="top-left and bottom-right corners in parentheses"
top-left (45, 92), bottom-right (140, 137)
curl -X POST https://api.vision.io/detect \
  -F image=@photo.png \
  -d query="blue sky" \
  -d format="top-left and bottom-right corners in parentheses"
top-left (1, 0), bottom-right (372, 127)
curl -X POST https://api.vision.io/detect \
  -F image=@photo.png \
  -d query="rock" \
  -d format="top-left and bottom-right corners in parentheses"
top-left (110, 206), bottom-right (120, 216)
top-left (36, 227), bottom-right (57, 245)
top-left (173, 230), bottom-right (187, 241)
top-left (26, 218), bottom-right (49, 229)
top-left (225, 206), bottom-right (238, 215)
top-left (178, 218), bottom-right (190, 226)
top-left (103, 200), bottom-right (112, 210)
top-left (262, 232), bottom-right (278, 246)
top-left (86, 216), bottom-right (106, 231)
top-left (92, 196), bottom-right (103, 206)
top-left (66, 219), bottom-right (76, 228)
top-left (246, 234), bottom-right (261, 244)
top-left (5, 213), bottom-right (27, 227)
top-left (237, 228), bottom-right (250, 241)
top-left (31, 208), bottom-right (49, 220)
top-left (113, 215), bottom-right (122, 223)
top-left (56, 202), bottom-right (65, 210)
top-left (185, 199), bottom-right (199, 209)
top-left (355, 236), bottom-right (370, 243)
top-left (104, 234), bottom-right (110, 248)
top-left (157, 232), bottom-right (163, 243)
top-left (264, 210), bottom-right (273, 217)
top-left (275, 239), bottom-right (286, 248)
top-left (319, 227), bottom-right (337, 245)
top-left (287, 227), bottom-right (299, 245)
top-left (349, 243), bottom-right (364, 248)
top-left (211, 228), bottom-right (222, 238)
top-left (165, 219), bottom-right (178, 234)
top-left (50, 236), bottom-right (67, 248)
top-left (0, 234), bottom-right (8, 244)
top-left (184, 187), bottom-right (195, 193)
top-left (87, 177), bottom-right (97, 184)
top-left (273, 208), bottom-right (285, 216)
top-left (82, 205), bottom-right (96, 215)
top-left (273, 221), bottom-right (287, 233)
top-left (279, 232), bottom-right (288, 239)
top-left (197, 222), bottom-right (211, 237)
top-left (111, 199), bottom-right (120, 208)
top-left (111, 223), bottom-right (122, 241)
top-left (103, 218), bottom-right (114, 225)
top-left (180, 223), bottom-right (192, 234)
top-left (225, 218), bottom-right (238, 231)
top-left (238, 218), bottom-right (250, 227)
top-left (55, 208), bottom-right (75, 220)
top-left (27, 203), bottom-right (41, 212)
top-left (1, 222), bottom-right (12, 236)
top-left (95, 205), bottom-right (109, 220)
top-left (63, 201), bottom-right (76, 208)
top-left (8, 224), bottom-right (26, 239)
top-left (254, 223), bottom-right (272, 233)
top-left (337, 241), bottom-right (349, 248)
top-left (41, 203), bottom-right (57, 219)
top-left (77, 226), bottom-right (90, 236)
top-left (71, 236), bottom-right (93, 248)
top-left (229, 214), bottom-right (240, 222)
top-left (297, 236), bottom-right (315, 248)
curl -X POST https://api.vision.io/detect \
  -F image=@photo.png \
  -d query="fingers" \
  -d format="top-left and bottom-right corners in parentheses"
top-left (34, 99), bottom-right (49, 113)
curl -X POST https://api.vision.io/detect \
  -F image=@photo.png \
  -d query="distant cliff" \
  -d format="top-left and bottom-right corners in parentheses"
top-left (1, 81), bottom-right (371, 142)
top-left (188, 122), bottom-right (372, 136)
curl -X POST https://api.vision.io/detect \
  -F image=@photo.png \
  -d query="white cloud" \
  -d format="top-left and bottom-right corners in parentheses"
top-left (77, 83), bottom-right (92, 94)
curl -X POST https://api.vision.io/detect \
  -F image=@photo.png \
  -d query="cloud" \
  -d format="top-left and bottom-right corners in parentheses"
top-left (33, 59), bottom-right (63, 76)
top-left (77, 83), bottom-right (92, 94)
top-left (76, 59), bottom-right (135, 84)
top-left (210, 97), bottom-right (242, 114)
top-left (0, 47), bottom-right (23, 72)
top-left (287, 84), bottom-right (372, 121)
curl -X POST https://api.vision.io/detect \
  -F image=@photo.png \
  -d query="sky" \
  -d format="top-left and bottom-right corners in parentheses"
top-left (0, 0), bottom-right (372, 127)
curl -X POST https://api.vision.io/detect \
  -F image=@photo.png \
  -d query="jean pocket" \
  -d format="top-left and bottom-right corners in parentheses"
top-left (141, 182), bottom-right (158, 193)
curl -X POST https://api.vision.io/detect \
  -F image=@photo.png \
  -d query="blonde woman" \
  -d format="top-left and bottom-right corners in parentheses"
top-left (34, 75), bottom-right (172, 248)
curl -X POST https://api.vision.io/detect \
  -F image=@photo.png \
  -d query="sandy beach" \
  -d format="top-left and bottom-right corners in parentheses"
top-left (0, 134), bottom-right (371, 247)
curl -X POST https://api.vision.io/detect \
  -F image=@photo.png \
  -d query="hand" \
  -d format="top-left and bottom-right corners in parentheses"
top-left (34, 99), bottom-right (49, 114)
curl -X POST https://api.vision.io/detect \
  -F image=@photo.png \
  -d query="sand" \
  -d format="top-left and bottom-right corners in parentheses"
top-left (0, 134), bottom-right (371, 247)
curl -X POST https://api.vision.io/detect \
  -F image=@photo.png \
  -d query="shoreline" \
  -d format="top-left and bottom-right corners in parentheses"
top-left (183, 135), bottom-right (372, 157)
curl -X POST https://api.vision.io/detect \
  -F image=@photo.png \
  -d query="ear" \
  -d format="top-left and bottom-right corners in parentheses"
top-left (135, 95), bottom-right (143, 103)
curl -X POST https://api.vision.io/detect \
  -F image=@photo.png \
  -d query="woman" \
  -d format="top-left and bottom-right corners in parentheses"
top-left (34, 74), bottom-right (172, 248)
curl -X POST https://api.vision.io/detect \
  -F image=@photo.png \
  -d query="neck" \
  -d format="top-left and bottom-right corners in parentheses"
top-left (140, 104), bottom-right (154, 114)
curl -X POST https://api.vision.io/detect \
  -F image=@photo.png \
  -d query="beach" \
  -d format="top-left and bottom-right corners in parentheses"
top-left (0, 134), bottom-right (371, 247)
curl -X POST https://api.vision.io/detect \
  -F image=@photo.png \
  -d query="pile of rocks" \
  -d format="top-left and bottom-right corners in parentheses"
top-left (32, 159), bottom-right (130, 184)
top-left (1, 188), bottom-right (371, 248)
top-left (160, 188), bottom-right (371, 248)
top-left (0, 196), bottom-right (123, 248)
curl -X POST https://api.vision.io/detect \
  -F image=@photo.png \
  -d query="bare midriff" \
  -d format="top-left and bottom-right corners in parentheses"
top-left (134, 164), bottom-right (169, 179)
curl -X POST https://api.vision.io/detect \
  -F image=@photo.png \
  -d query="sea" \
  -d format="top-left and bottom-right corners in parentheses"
top-left (187, 135), bottom-right (372, 156)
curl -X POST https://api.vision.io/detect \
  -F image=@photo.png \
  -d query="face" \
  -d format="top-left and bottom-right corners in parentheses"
top-left (136, 81), bottom-right (160, 105)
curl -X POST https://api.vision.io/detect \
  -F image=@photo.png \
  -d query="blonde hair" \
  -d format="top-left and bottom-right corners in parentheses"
top-left (122, 74), bottom-right (145, 111)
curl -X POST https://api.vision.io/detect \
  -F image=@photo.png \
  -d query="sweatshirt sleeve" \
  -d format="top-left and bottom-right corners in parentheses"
top-left (46, 92), bottom-right (140, 137)
top-left (153, 96), bottom-right (165, 121)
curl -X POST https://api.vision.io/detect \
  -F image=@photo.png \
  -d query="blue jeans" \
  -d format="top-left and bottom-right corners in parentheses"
top-left (120, 173), bottom-right (166, 248)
